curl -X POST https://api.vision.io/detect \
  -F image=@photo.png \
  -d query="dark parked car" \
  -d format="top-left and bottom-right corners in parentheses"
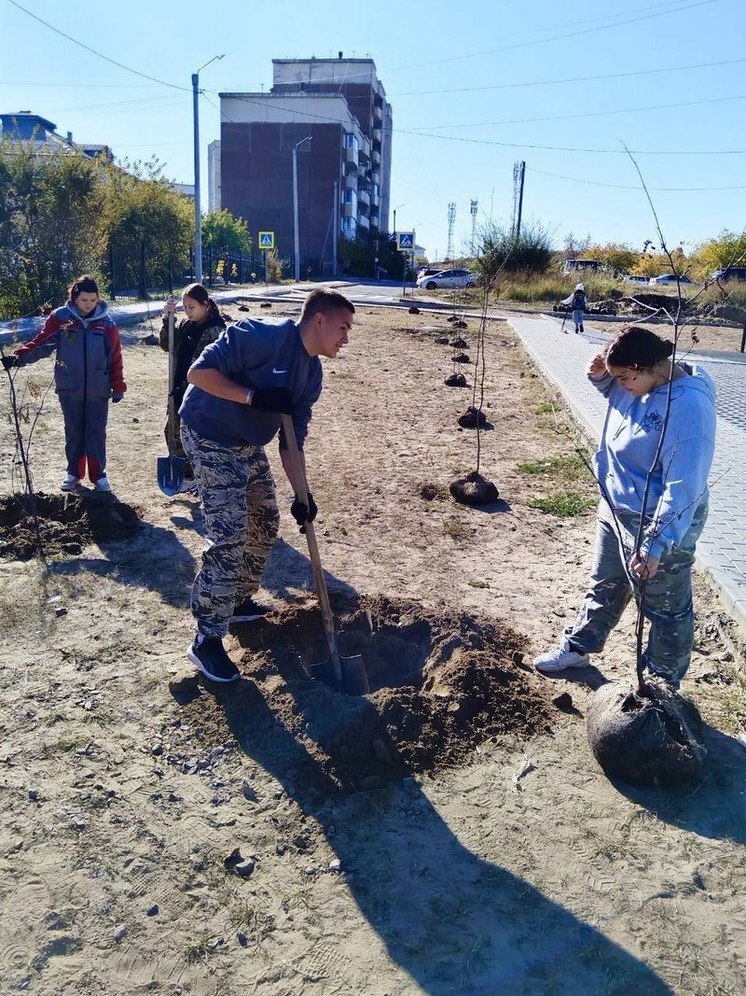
top-left (712, 267), bottom-right (746, 282)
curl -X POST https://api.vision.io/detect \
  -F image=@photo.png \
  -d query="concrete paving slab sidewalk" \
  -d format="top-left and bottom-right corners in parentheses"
top-left (506, 312), bottom-right (746, 632)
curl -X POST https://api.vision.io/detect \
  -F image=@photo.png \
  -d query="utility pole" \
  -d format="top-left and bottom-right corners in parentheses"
top-left (470, 199), bottom-right (478, 255)
top-left (192, 54), bottom-right (224, 284)
top-left (293, 136), bottom-right (312, 281)
top-left (446, 202), bottom-right (456, 262)
top-left (512, 161), bottom-right (526, 240)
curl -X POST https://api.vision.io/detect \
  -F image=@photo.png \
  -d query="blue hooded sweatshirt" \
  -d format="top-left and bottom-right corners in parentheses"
top-left (179, 317), bottom-right (322, 449)
top-left (589, 361), bottom-right (717, 559)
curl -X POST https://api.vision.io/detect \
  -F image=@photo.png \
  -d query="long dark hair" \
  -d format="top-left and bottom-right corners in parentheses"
top-left (606, 325), bottom-right (673, 370)
top-left (183, 282), bottom-right (222, 324)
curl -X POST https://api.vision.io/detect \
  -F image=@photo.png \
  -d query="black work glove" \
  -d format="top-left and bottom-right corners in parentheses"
top-left (291, 491), bottom-right (318, 533)
top-left (251, 387), bottom-right (293, 414)
top-left (112, 392), bottom-right (124, 403)
top-left (2, 354), bottom-right (18, 370)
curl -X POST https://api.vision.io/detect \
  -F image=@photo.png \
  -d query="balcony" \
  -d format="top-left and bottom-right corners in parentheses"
top-left (370, 170), bottom-right (380, 186)
top-left (372, 128), bottom-right (382, 144)
top-left (358, 188), bottom-right (370, 206)
top-left (343, 202), bottom-right (356, 218)
top-left (344, 173), bottom-right (358, 190)
top-left (372, 150), bottom-right (381, 166)
top-left (345, 147), bottom-right (358, 166)
top-left (371, 189), bottom-right (379, 207)
top-left (357, 213), bottom-right (370, 230)
top-left (374, 93), bottom-right (384, 109)
top-left (373, 103), bottom-right (383, 123)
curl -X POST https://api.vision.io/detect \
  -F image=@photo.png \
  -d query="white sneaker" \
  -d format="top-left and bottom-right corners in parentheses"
top-left (534, 639), bottom-right (590, 675)
top-left (94, 476), bottom-right (112, 492)
top-left (61, 473), bottom-right (80, 492)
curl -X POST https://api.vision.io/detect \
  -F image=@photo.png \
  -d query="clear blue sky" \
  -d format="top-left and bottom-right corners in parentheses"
top-left (3, 0), bottom-right (745, 261)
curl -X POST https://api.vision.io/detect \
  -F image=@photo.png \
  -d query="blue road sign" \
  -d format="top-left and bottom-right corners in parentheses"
top-left (397, 232), bottom-right (415, 251)
top-left (258, 231), bottom-right (275, 250)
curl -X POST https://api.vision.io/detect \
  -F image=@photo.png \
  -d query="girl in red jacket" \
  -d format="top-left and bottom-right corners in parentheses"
top-left (2, 275), bottom-right (126, 492)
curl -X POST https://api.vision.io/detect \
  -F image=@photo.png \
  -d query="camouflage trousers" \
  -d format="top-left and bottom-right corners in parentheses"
top-left (565, 501), bottom-right (708, 687)
top-left (181, 424), bottom-right (280, 638)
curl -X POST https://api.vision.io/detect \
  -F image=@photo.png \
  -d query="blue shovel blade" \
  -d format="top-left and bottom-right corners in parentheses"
top-left (157, 455), bottom-right (187, 496)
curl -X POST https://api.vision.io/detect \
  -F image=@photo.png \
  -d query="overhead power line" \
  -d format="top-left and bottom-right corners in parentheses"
top-left (213, 92), bottom-right (746, 156)
top-left (527, 166), bottom-right (746, 192)
top-left (407, 91), bottom-right (746, 131)
top-left (392, 56), bottom-right (746, 98)
top-left (396, 0), bottom-right (717, 71)
top-left (7, 0), bottom-right (190, 92)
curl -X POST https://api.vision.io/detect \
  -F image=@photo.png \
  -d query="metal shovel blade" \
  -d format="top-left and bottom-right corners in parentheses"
top-left (311, 652), bottom-right (369, 695)
top-left (157, 454), bottom-right (187, 496)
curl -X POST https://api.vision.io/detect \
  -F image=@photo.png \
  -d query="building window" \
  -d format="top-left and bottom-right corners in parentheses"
top-left (343, 132), bottom-right (359, 152)
top-left (342, 216), bottom-right (357, 239)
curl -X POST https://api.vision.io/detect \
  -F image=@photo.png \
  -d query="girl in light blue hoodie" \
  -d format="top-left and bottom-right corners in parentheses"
top-left (535, 326), bottom-right (717, 687)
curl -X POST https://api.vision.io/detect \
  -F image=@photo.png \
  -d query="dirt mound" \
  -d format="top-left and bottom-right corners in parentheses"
top-left (172, 596), bottom-right (550, 798)
top-left (0, 491), bottom-right (141, 560)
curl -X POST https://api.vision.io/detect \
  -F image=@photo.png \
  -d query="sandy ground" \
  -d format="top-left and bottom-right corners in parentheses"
top-left (0, 304), bottom-right (745, 995)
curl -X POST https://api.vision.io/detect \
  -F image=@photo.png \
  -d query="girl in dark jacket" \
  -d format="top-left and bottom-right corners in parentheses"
top-left (160, 283), bottom-right (225, 480)
top-left (2, 275), bottom-right (126, 492)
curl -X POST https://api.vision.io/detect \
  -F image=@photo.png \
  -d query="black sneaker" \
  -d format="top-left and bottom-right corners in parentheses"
top-left (228, 598), bottom-right (271, 624)
top-left (187, 636), bottom-right (240, 683)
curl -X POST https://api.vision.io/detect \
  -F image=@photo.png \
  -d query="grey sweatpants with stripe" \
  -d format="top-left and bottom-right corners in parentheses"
top-left (181, 424), bottom-right (280, 638)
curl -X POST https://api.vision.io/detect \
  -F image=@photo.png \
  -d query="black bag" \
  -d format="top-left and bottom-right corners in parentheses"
top-left (586, 679), bottom-right (707, 786)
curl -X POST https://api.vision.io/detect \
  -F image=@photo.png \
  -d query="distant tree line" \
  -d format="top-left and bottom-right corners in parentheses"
top-left (467, 222), bottom-right (746, 285)
top-left (0, 138), bottom-right (252, 318)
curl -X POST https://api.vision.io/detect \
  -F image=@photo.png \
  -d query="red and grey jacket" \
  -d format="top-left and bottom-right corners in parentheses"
top-left (14, 301), bottom-right (126, 401)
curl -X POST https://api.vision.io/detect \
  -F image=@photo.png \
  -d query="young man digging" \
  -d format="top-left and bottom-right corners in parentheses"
top-left (179, 288), bottom-right (355, 683)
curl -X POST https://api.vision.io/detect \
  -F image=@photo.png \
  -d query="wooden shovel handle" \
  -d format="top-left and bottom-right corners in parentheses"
top-left (167, 312), bottom-right (177, 451)
top-left (281, 415), bottom-right (342, 683)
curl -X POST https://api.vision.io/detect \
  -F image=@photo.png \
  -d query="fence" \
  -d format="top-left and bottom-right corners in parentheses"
top-left (104, 244), bottom-right (270, 302)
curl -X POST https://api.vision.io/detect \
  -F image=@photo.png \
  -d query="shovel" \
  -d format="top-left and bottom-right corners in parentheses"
top-left (281, 414), bottom-right (369, 695)
top-left (157, 310), bottom-right (187, 496)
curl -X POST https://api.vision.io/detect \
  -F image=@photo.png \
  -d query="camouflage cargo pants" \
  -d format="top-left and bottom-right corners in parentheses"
top-left (565, 501), bottom-right (708, 687)
top-left (181, 423), bottom-right (280, 638)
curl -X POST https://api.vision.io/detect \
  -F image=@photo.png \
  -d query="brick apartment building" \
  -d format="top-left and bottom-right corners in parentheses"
top-left (215, 56), bottom-right (392, 278)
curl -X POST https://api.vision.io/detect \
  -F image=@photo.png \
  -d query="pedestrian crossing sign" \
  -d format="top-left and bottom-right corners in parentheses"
top-left (397, 232), bottom-right (415, 251)
top-left (258, 232), bottom-right (275, 250)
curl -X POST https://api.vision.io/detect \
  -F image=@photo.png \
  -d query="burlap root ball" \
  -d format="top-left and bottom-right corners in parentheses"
top-left (449, 471), bottom-right (499, 506)
top-left (444, 373), bottom-right (467, 387)
top-left (458, 406), bottom-right (488, 429)
top-left (586, 678), bottom-right (707, 787)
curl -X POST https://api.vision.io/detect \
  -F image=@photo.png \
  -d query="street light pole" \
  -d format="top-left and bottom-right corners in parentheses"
top-left (192, 54), bottom-right (224, 284)
top-left (293, 136), bottom-right (312, 282)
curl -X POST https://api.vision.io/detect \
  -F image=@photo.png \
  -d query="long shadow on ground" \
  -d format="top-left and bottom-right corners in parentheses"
top-left (46, 519), bottom-right (196, 609)
top-left (205, 679), bottom-right (672, 995)
top-left (611, 726), bottom-right (746, 843)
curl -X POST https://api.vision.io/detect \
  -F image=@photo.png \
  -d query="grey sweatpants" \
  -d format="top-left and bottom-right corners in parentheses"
top-left (565, 501), bottom-right (708, 686)
top-left (181, 424), bottom-right (280, 638)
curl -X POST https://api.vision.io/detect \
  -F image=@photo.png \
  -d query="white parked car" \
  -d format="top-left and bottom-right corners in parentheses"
top-left (416, 267), bottom-right (477, 290)
top-left (649, 273), bottom-right (694, 285)
top-left (623, 274), bottom-right (649, 286)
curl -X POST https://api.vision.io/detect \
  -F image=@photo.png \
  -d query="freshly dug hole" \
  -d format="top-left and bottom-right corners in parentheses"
top-left (176, 596), bottom-right (550, 796)
top-left (586, 678), bottom-right (707, 786)
top-left (0, 491), bottom-right (140, 560)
